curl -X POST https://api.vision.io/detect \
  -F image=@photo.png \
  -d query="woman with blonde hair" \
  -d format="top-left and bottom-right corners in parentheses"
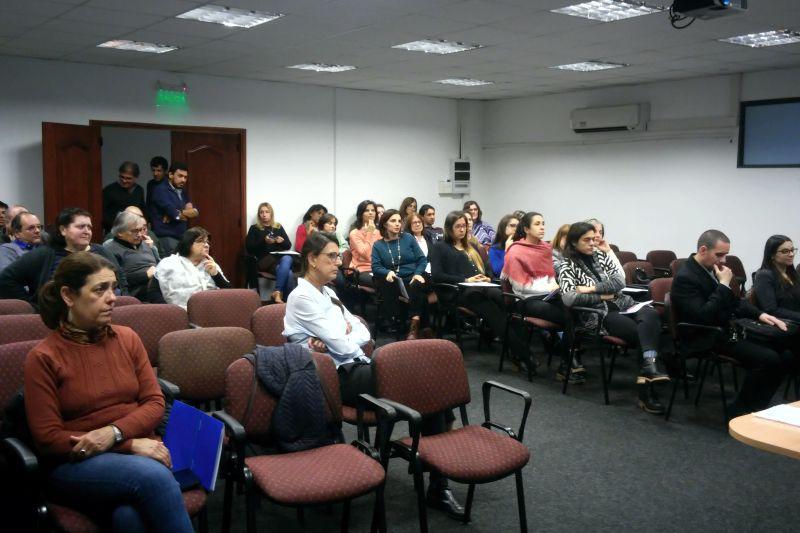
top-left (245, 202), bottom-right (293, 303)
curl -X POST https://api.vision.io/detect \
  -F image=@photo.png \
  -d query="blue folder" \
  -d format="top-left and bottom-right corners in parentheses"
top-left (164, 401), bottom-right (224, 492)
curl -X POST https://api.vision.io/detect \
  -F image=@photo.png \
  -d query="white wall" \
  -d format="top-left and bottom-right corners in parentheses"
top-left (100, 127), bottom-right (170, 187)
top-left (480, 69), bottom-right (800, 275)
top-left (0, 56), bottom-right (476, 237)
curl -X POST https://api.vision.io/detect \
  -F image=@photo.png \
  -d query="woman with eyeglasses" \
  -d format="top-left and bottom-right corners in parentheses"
top-left (154, 227), bottom-right (230, 309)
top-left (488, 214), bottom-right (519, 278)
top-left (404, 212), bottom-right (433, 275)
top-left (753, 235), bottom-right (800, 322)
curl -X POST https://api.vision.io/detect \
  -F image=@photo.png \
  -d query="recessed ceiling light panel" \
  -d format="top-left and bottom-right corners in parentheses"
top-left (177, 4), bottom-right (284, 28)
top-left (552, 0), bottom-right (662, 22)
top-left (551, 61), bottom-right (628, 71)
top-left (435, 78), bottom-right (494, 86)
top-left (719, 29), bottom-right (800, 48)
top-left (287, 63), bottom-right (357, 73)
top-left (392, 39), bottom-right (482, 54)
top-left (97, 40), bottom-right (177, 54)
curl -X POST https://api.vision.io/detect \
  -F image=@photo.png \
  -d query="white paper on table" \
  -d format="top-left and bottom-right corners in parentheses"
top-left (619, 300), bottom-right (653, 315)
top-left (458, 282), bottom-right (501, 288)
top-left (622, 287), bottom-right (648, 294)
top-left (754, 404), bottom-right (800, 427)
top-left (271, 251), bottom-right (300, 255)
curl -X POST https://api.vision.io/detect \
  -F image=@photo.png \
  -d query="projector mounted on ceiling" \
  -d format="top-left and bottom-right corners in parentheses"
top-left (671, 0), bottom-right (747, 21)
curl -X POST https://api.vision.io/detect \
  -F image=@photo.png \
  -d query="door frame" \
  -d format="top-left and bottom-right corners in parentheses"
top-left (89, 119), bottom-right (247, 245)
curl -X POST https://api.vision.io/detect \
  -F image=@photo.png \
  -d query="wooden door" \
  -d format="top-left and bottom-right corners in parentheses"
top-left (171, 131), bottom-right (244, 286)
top-left (42, 123), bottom-right (102, 239)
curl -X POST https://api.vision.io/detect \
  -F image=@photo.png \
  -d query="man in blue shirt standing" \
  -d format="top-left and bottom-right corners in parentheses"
top-left (150, 161), bottom-right (198, 255)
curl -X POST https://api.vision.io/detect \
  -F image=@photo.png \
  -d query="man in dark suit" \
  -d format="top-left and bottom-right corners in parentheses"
top-left (150, 161), bottom-right (198, 254)
top-left (671, 229), bottom-right (791, 416)
top-left (102, 161), bottom-right (146, 234)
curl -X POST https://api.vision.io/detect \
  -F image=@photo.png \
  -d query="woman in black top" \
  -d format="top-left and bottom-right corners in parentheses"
top-left (430, 211), bottom-right (530, 371)
top-left (754, 235), bottom-right (800, 322)
top-left (245, 202), bottom-right (293, 303)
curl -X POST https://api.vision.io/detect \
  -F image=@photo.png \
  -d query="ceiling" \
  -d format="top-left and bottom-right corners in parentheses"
top-left (2, 0), bottom-right (800, 100)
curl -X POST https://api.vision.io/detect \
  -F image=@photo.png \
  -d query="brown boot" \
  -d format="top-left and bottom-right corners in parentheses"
top-left (406, 317), bottom-right (421, 340)
top-left (271, 290), bottom-right (283, 304)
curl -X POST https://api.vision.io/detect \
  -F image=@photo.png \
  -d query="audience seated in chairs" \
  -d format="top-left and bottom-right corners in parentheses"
top-left (0, 207), bottom-right (128, 303)
top-left (0, 210), bottom-right (42, 272)
top-left (419, 204), bottom-right (443, 242)
top-left (245, 201), bottom-right (294, 303)
top-left (294, 203), bottom-right (327, 253)
top-left (348, 200), bottom-right (381, 289)
top-left (462, 210), bottom-right (490, 273)
top-left (318, 212), bottom-right (349, 253)
top-left (23, 252), bottom-right (195, 532)
top-left (558, 222), bottom-right (670, 414)
top-left (551, 223), bottom-right (571, 275)
top-left (431, 211), bottom-right (530, 370)
top-left (671, 229), bottom-right (792, 417)
top-left (399, 196), bottom-right (417, 221)
top-left (488, 213), bottom-right (519, 278)
top-left (155, 227), bottom-right (230, 309)
top-left (753, 235), bottom-right (800, 323)
top-left (282, 232), bottom-right (466, 518)
top-left (103, 211), bottom-right (161, 302)
top-left (463, 200), bottom-right (495, 246)
top-left (404, 212), bottom-right (433, 276)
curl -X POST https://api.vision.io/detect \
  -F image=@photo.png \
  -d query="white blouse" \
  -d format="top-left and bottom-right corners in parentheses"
top-left (154, 254), bottom-right (228, 309)
top-left (415, 235), bottom-right (431, 274)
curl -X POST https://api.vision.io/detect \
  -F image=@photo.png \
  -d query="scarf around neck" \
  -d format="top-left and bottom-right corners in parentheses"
top-left (502, 240), bottom-right (554, 285)
top-left (59, 320), bottom-right (115, 344)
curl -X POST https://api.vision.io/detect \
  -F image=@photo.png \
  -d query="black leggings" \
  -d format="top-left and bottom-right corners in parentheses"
top-left (603, 306), bottom-right (661, 355)
top-left (456, 288), bottom-right (528, 360)
top-left (518, 297), bottom-right (567, 328)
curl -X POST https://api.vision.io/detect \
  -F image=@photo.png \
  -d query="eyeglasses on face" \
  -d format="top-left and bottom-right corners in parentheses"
top-left (321, 251), bottom-right (340, 261)
top-left (777, 248), bottom-right (798, 255)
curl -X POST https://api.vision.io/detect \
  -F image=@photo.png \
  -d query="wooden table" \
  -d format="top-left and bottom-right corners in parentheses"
top-left (729, 401), bottom-right (800, 460)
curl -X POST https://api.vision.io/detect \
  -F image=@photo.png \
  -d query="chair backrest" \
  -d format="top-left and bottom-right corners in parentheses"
top-left (114, 295), bottom-right (141, 307)
top-left (616, 251), bottom-right (637, 265)
top-left (648, 277), bottom-right (673, 317)
top-left (0, 314), bottom-right (51, 345)
top-left (158, 327), bottom-right (256, 402)
top-left (622, 261), bottom-right (655, 285)
top-left (0, 299), bottom-right (35, 316)
top-left (609, 244), bottom-right (620, 254)
top-left (251, 304), bottom-right (287, 346)
top-left (187, 289), bottom-right (261, 329)
top-left (645, 250), bottom-right (677, 270)
top-left (112, 304), bottom-right (189, 367)
top-left (223, 352), bottom-right (341, 442)
top-left (373, 339), bottom-right (470, 416)
top-left (341, 249), bottom-right (353, 270)
top-left (670, 258), bottom-right (687, 275)
top-left (665, 292), bottom-right (678, 341)
top-left (0, 340), bottom-right (40, 415)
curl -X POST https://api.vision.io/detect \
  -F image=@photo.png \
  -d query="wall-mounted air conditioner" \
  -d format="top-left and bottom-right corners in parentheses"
top-left (570, 103), bottom-right (650, 133)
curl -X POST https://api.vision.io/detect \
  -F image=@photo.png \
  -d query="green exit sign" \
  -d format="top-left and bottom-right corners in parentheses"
top-left (156, 88), bottom-right (188, 108)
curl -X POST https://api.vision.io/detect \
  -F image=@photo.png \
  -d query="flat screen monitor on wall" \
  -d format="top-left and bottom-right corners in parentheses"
top-left (738, 98), bottom-right (800, 168)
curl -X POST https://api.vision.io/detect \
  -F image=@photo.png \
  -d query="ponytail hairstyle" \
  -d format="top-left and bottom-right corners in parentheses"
top-left (513, 212), bottom-right (543, 242)
top-left (38, 251), bottom-right (116, 330)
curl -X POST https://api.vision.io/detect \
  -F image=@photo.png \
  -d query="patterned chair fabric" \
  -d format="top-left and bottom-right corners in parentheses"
top-left (0, 340), bottom-right (40, 423)
top-left (0, 314), bottom-right (51, 345)
top-left (373, 339), bottom-right (470, 416)
top-left (616, 251), bottom-right (637, 266)
top-left (114, 295), bottom-right (141, 307)
top-left (159, 327), bottom-right (255, 402)
top-left (251, 304), bottom-right (287, 346)
top-left (645, 250), bottom-right (677, 271)
top-left (112, 304), bottom-right (189, 367)
top-left (187, 289), bottom-right (261, 329)
top-left (0, 299), bottom-right (35, 315)
top-left (648, 277), bottom-right (673, 317)
top-left (622, 261), bottom-right (656, 285)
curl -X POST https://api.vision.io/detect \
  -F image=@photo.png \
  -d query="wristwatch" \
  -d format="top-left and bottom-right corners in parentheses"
top-left (110, 424), bottom-right (124, 445)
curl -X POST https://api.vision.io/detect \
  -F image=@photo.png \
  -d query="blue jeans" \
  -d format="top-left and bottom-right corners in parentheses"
top-left (275, 254), bottom-right (294, 294)
top-left (48, 453), bottom-right (194, 533)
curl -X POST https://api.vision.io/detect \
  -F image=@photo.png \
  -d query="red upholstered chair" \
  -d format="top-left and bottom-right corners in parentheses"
top-left (724, 255), bottom-right (748, 295)
top-left (372, 339), bottom-right (531, 533)
top-left (648, 277), bottom-right (673, 320)
top-left (0, 299), bottom-right (35, 315)
top-left (187, 289), bottom-right (261, 329)
top-left (616, 251), bottom-right (637, 265)
top-left (341, 249), bottom-right (378, 322)
top-left (0, 340), bottom-right (39, 434)
top-left (0, 314), bottom-right (51, 345)
top-left (670, 258), bottom-right (688, 276)
top-left (251, 303), bottom-right (287, 346)
top-left (158, 327), bottom-right (256, 408)
top-left (112, 304), bottom-right (189, 368)
top-left (214, 354), bottom-right (395, 533)
top-left (645, 250), bottom-right (677, 277)
top-left (622, 261), bottom-right (656, 286)
top-left (114, 295), bottom-right (141, 307)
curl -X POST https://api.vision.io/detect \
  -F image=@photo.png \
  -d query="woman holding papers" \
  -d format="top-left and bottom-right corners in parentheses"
top-left (558, 221), bottom-right (669, 415)
top-left (246, 202), bottom-right (294, 303)
top-left (371, 209), bottom-right (429, 340)
top-left (24, 252), bottom-right (193, 532)
top-left (430, 211), bottom-right (530, 371)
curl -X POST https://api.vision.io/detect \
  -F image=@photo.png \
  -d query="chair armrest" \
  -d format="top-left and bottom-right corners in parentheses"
top-left (435, 283), bottom-right (460, 292)
top-left (677, 322), bottom-right (724, 333)
top-left (188, 323), bottom-right (202, 329)
top-left (481, 381), bottom-right (532, 441)
top-left (377, 398), bottom-right (421, 460)
top-left (626, 284), bottom-right (650, 290)
top-left (212, 410), bottom-right (247, 444)
top-left (1, 437), bottom-right (39, 474)
top-left (355, 394), bottom-right (397, 467)
top-left (652, 267), bottom-right (672, 277)
top-left (158, 378), bottom-right (180, 399)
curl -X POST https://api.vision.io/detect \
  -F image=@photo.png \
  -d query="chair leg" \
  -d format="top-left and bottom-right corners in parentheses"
top-left (607, 346), bottom-right (618, 384)
top-left (717, 361), bottom-right (729, 422)
top-left (412, 461), bottom-right (428, 533)
top-left (561, 347), bottom-right (573, 395)
top-left (463, 484), bottom-right (476, 524)
top-left (340, 500), bottom-right (351, 533)
top-left (371, 486), bottom-right (386, 533)
top-left (694, 359), bottom-right (710, 406)
top-left (599, 345), bottom-right (610, 405)
top-left (732, 365), bottom-right (739, 393)
top-left (222, 473), bottom-right (234, 533)
top-left (665, 372), bottom-right (680, 421)
top-left (197, 505), bottom-right (209, 533)
top-left (499, 317), bottom-right (510, 372)
top-left (297, 507), bottom-right (305, 525)
top-left (515, 470), bottom-right (528, 533)
top-left (245, 474), bottom-right (257, 533)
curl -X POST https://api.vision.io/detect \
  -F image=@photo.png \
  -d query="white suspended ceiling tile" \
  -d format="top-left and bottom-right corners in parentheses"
top-left (369, 13), bottom-right (477, 36)
top-left (422, 0), bottom-right (534, 26)
top-left (145, 17), bottom-right (243, 39)
top-left (60, 5), bottom-right (167, 27)
top-left (82, 0), bottom-right (201, 17)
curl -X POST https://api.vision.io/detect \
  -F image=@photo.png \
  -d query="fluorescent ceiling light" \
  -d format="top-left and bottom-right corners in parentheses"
top-left (392, 39), bottom-right (481, 54)
top-left (435, 78), bottom-right (494, 86)
top-left (551, 0), bottom-right (662, 22)
top-left (97, 40), bottom-right (177, 54)
top-left (177, 5), bottom-right (283, 28)
top-left (551, 61), bottom-right (627, 71)
top-left (719, 29), bottom-right (800, 48)
top-left (287, 63), bottom-right (357, 73)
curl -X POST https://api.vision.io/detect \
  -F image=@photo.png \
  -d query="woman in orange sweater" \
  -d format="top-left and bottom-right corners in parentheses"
top-left (24, 252), bottom-right (193, 532)
top-left (348, 199), bottom-right (381, 288)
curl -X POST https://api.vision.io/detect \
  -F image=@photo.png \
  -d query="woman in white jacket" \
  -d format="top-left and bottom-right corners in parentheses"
top-left (155, 227), bottom-right (230, 309)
